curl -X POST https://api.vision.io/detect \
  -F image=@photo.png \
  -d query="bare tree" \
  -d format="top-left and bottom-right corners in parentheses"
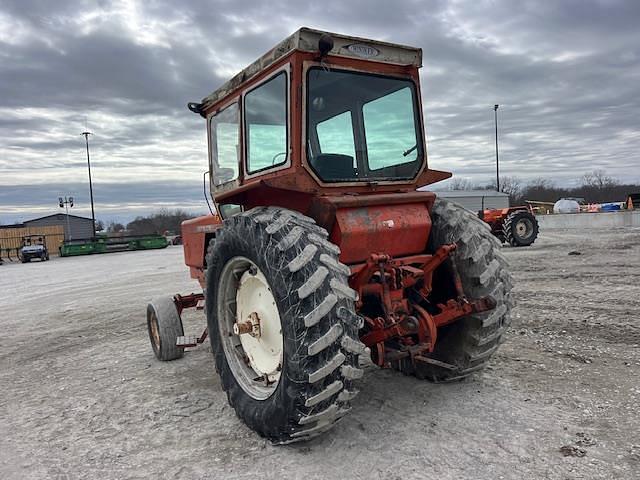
top-left (485, 176), bottom-right (522, 204)
top-left (522, 177), bottom-right (560, 203)
top-left (581, 170), bottom-right (618, 189)
top-left (527, 177), bottom-right (555, 190)
top-left (501, 176), bottom-right (522, 205)
top-left (448, 177), bottom-right (475, 191)
top-left (126, 209), bottom-right (197, 235)
top-left (107, 221), bottom-right (126, 233)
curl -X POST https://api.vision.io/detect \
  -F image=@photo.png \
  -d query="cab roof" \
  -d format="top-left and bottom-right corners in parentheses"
top-left (198, 27), bottom-right (423, 112)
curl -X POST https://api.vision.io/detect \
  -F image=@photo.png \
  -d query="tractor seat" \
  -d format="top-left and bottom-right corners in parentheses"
top-left (310, 154), bottom-right (356, 181)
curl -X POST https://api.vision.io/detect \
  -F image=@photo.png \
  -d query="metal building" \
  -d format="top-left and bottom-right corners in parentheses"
top-left (425, 190), bottom-right (510, 212)
top-left (23, 214), bottom-right (94, 240)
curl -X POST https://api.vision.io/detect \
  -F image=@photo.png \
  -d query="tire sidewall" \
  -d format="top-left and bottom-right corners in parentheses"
top-left (147, 298), bottom-right (184, 361)
top-left (147, 303), bottom-right (162, 358)
top-left (205, 219), bottom-right (305, 437)
top-left (205, 207), bottom-right (363, 442)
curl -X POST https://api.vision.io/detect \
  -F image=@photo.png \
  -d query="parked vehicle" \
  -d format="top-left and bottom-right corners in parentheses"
top-left (479, 206), bottom-right (540, 247)
top-left (19, 235), bottom-right (49, 263)
top-left (147, 28), bottom-right (514, 443)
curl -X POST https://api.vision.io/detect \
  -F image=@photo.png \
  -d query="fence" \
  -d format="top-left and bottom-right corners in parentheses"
top-left (0, 225), bottom-right (65, 260)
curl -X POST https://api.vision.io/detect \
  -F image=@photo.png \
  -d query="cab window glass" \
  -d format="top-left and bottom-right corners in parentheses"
top-left (218, 203), bottom-right (242, 218)
top-left (316, 111), bottom-right (356, 162)
top-left (210, 103), bottom-right (239, 186)
top-left (244, 72), bottom-right (288, 173)
top-left (306, 68), bottom-right (422, 182)
top-left (362, 87), bottom-right (418, 170)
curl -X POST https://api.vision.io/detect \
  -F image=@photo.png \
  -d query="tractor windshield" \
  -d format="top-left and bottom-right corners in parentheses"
top-left (306, 68), bottom-right (423, 182)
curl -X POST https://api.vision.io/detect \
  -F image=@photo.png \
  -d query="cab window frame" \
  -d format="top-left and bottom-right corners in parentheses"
top-left (304, 66), bottom-right (425, 184)
top-left (242, 65), bottom-right (291, 178)
top-left (208, 100), bottom-right (241, 188)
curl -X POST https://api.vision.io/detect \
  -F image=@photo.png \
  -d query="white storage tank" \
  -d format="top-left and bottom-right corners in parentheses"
top-left (553, 199), bottom-right (580, 214)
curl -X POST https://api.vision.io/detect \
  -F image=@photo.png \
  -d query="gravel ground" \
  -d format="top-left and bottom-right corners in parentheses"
top-left (1, 228), bottom-right (639, 479)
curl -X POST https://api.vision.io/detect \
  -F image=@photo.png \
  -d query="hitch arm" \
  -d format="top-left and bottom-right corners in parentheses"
top-left (432, 297), bottom-right (497, 328)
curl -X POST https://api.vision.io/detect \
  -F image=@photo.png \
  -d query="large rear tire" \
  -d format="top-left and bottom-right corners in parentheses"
top-left (503, 210), bottom-right (539, 247)
top-left (394, 198), bottom-right (514, 381)
top-left (205, 207), bottom-right (365, 444)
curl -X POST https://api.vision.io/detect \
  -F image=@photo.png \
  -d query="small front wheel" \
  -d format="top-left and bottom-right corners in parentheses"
top-left (147, 296), bottom-right (185, 361)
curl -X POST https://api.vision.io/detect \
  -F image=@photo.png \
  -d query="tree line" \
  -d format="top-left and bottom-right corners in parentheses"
top-left (101, 208), bottom-right (199, 236)
top-left (447, 170), bottom-right (638, 205)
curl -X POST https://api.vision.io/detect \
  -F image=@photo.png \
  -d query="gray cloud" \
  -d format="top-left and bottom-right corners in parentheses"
top-left (1, 0), bottom-right (639, 224)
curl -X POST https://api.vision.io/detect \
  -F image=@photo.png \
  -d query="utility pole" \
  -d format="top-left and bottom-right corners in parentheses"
top-left (58, 196), bottom-right (74, 240)
top-left (494, 104), bottom-right (500, 192)
top-left (81, 131), bottom-right (96, 237)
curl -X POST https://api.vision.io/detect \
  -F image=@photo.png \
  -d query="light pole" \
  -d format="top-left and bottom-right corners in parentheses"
top-left (58, 196), bottom-right (74, 240)
top-left (494, 104), bottom-right (500, 192)
top-left (81, 131), bottom-right (96, 237)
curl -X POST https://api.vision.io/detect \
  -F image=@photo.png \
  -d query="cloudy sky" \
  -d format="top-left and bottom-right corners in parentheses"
top-left (1, 0), bottom-right (639, 224)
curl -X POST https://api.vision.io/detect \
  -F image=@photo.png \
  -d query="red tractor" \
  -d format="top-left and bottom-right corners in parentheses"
top-left (147, 28), bottom-right (513, 444)
top-left (480, 206), bottom-right (539, 247)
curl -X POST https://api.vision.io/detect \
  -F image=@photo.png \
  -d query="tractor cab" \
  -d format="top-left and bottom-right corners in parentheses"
top-left (182, 28), bottom-right (452, 278)
top-left (188, 28), bottom-right (450, 218)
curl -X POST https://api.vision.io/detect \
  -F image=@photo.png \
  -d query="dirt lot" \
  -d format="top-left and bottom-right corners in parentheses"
top-left (1, 228), bottom-right (639, 479)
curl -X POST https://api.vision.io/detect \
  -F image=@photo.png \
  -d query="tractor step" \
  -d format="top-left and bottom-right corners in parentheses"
top-left (176, 328), bottom-right (209, 348)
top-left (176, 336), bottom-right (199, 348)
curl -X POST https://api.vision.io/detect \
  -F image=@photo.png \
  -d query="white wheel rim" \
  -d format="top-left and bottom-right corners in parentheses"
top-left (217, 257), bottom-right (283, 400)
top-left (515, 218), bottom-right (532, 238)
top-left (236, 269), bottom-right (283, 380)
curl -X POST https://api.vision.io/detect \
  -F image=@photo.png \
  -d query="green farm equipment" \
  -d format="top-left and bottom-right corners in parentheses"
top-left (59, 234), bottom-right (168, 257)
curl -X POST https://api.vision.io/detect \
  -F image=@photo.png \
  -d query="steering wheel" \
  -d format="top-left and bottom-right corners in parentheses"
top-left (215, 167), bottom-right (236, 183)
top-left (272, 152), bottom-right (287, 165)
